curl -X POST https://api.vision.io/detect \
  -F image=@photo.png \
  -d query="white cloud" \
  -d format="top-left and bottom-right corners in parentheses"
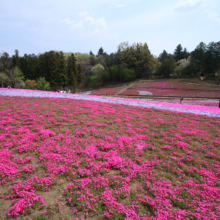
top-left (95, 17), bottom-right (107, 28)
top-left (61, 12), bottom-right (107, 33)
top-left (71, 22), bottom-right (83, 30)
top-left (175, 0), bottom-right (220, 23)
top-left (60, 18), bottom-right (75, 24)
top-left (175, 0), bottom-right (202, 10)
top-left (84, 15), bottom-right (107, 28)
top-left (117, 4), bottom-right (126, 8)
top-left (84, 16), bottom-right (95, 24)
top-left (78, 11), bottom-right (89, 17)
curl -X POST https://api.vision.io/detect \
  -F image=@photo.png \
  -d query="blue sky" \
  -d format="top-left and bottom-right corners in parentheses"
top-left (0, 0), bottom-right (219, 57)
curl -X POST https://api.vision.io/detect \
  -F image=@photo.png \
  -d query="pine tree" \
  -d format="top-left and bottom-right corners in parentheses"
top-left (77, 64), bottom-right (82, 83)
top-left (66, 53), bottom-right (78, 93)
top-left (56, 51), bottom-right (67, 87)
top-left (97, 47), bottom-right (104, 56)
top-left (12, 49), bottom-right (20, 68)
top-left (47, 51), bottom-right (59, 87)
top-left (89, 51), bottom-right (96, 66)
top-left (158, 50), bottom-right (168, 62)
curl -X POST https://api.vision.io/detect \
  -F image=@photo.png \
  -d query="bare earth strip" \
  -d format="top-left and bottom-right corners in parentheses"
top-left (115, 81), bottom-right (139, 95)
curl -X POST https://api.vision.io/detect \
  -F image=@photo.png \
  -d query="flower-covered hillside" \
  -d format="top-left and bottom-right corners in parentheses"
top-left (120, 80), bottom-right (220, 97)
top-left (0, 96), bottom-right (220, 219)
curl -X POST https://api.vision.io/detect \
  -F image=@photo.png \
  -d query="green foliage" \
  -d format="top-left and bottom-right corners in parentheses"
top-left (4, 67), bottom-right (25, 88)
top-left (56, 51), bottom-right (67, 87)
top-left (32, 214), bottom-right (47, 220)
top-left (13, 67), bottom-right (24, 80)
top-left (190, 42), bottom-right (207, 76)
top-left (111, 211), bottom-right (126, 220)
top-left (75, 53), bottom-right (91, 77)
top-left (20, 53), bottom-right (40, 80)
top-left (156, 55), bottom-right (177, 77)
top-left (109, 65), bottom-right (119, 82)
top-left (25, 79), bottom-right (36, 89)
top-left (189, 41), bottom-right (220, 76)
top-left (36, 77), bottom-right (50, 91)
top-left (158, 50), bottom-right (168, 62)
top-left (89, 76), bottom-right (97, 88)
top-left (122, 67), bottom-right (135, 81)
top-left (89, 51), bottom-right (96, 66)
top-left (170, 198), bottom-right (188, 209)
top-left (0, 72), bottom-right (9, 87)
top-left (2, 40), bottom-right (219, 91)
top-left (109, 64), bottom-right (135, 82)
top-left (38, 51), bottom-right (69, 88)
top-left (66, 53), bottom-right (78, 93)
top-left (97, 47), bottom-right (104, 56)
top-left (130, 190), bottom-right (138, 201)
top-left (173, 44), bottom-right (189, 61)
top-left (115, 42), bottom-right (152, 79)
top-left (91, 64), bottom-right (105, 84)
top-left (174, 65), bottom-right (183, 76)
top-left (12, 49), bottom-right (20, 67)
top-left (0, 52), bottom-right (12, 71)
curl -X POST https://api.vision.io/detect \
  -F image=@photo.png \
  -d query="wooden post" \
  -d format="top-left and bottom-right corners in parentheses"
top-left (219, 100), bottom-right (220, 108)
top-left (180, 96), bottom-right (183, 104)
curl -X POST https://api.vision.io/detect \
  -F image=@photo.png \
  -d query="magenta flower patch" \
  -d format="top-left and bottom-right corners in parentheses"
top-left (0, 95), bottom-right (220, 219)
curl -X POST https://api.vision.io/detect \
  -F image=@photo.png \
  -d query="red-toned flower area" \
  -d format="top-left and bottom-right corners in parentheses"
top-left (91, 87), bottom-right (122, 95)
top-left (0, 96), bottom-right (220, 219)
top-left (121, 81), bottom-right (220, 98)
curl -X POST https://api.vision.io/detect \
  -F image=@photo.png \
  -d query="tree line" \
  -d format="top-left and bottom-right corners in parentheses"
top-left (0, 41), bottom-right (219, 91)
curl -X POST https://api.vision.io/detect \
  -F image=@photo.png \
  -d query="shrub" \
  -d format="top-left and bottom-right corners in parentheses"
top-left (25, 79), bottom-right (36, 89)
top-left (36, 77), bottom-right (50, 91)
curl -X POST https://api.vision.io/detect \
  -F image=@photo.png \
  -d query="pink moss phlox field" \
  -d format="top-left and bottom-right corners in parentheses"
top-left (90, 87), bottom-right (121, 95)
top-left (110, 96), bottom-right (220, 114)
top-left (0, 95), bottom-right (220, 219)
top-left (1, 88), bottom-right (220, 117)
top-left (122, 81), bottom-right (220, 98)
top-left (149, 99), bottom-right (219, 108)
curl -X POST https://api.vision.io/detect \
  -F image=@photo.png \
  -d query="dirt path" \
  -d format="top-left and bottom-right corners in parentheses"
top-left (115, 81), bottom-right (139, 95)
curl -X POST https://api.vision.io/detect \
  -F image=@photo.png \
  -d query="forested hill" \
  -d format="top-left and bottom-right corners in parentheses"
top-left (0, 41), bottom-right (219, 91)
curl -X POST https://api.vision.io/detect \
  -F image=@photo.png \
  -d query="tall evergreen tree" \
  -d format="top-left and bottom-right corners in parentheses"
top-left (56, 51), bottom-right (67, 87)
top-left (206, 41), bottom-right (220, 74)
top-left (190, 42), bottom-right (207, 76)
top-left (158, 50), bottom-right (168, 62)
top-left (77, 64), bottom-right (82, 83)
top-left (47, 51), bottom-right (59, 87)
top-left (157, 55), bottom-right (176, 78)
top-left (182, 48), bottom-right (189, 59)
top-left (97, 47), bottom-right (104, 56)
top-left (0, 52), bottom-right (12, 71)
top-left (66, 53), bottom-right (78, 93)
top-left (20, 53), bottom-right (39, 80)
top-left (174, 44), bottom-right (183, 61)
top-left (135, 43), bottom-right (151, 78)
top-left (89, 51), bottom-right (96, 66)
top-left (12, 49), bottom-right (20, 68)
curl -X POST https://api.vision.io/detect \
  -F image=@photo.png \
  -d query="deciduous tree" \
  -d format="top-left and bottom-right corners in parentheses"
top-left (36, 77), bottom-right (50, 90)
